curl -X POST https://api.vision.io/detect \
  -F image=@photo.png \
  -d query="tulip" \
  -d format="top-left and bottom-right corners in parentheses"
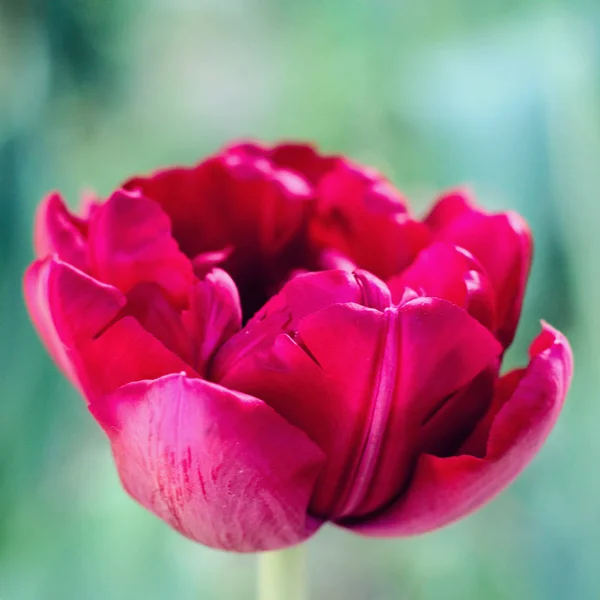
top-left (24, 141), bottom-right (572, 556)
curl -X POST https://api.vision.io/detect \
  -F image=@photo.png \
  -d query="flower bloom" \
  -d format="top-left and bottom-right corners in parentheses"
top-left (24, 141), bottom-right (572, 551)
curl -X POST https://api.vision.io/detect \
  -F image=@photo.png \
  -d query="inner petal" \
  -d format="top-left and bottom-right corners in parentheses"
top-left (116, 282), bottom-right (194, 366)
top-left (124, 153), bottom-right (321, 322)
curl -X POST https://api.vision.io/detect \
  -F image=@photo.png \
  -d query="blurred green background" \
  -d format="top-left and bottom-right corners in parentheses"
top-left (0, 0), bottom-right (597, 598)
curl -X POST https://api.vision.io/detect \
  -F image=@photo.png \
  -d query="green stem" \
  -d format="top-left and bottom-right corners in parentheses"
top-left (257, 545), bottom-right (307, 600)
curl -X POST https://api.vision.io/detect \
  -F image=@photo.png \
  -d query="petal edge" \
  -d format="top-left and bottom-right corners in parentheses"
top-left (90, 374), bottom-right (325, 551)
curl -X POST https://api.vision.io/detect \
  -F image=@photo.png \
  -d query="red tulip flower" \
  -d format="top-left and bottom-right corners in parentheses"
top-left (24, 142), bottom-right (572, 552)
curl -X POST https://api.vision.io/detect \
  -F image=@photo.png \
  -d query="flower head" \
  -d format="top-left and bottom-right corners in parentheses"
top-left (25, 141), bottom-right (572, 551)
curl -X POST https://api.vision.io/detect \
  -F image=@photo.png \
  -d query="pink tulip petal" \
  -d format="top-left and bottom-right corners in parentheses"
top-left (181, 268), bottom-right (242, 375)
top-left (120, 282), bottom-right (194, 365)
top-left (218, 305), bottom-right (385, 521)
top-left (251, 268), bottom-right (392, 323)
top-left (24, 257), bottom-right (197, 400)
top-left (90, 374), bottom-right (325, 551)
top-left (345, 322), bottom-right (571, 536)
top-left (23, 257), bottom-right (125, 390)
top-left (417, 365), bottom-right (498, 459)
top-left (424, 188), bottom-right (472, 228)
top-left (219, 293), bottom-right (501, 521)
top-left (212, 269), bottom-right (391, 382)
top-left (191, 247), bottom-right (233, 278)
top-left (299, 298), bottom-right (501, 518)
top-left (387, 242), bottom-right (497, 331)
top-left (77, 316), bottom-right (198, 398)
top-left (311, 162), bottom-right (430, 279)
top-left (426, 190), bottom-right (532, 347)
top-left (317, 249), bottom-right (358, 272)
top-left (34, 193), bottom-right (89, 270)
top-left (87, 190), bottom-right (195, 306)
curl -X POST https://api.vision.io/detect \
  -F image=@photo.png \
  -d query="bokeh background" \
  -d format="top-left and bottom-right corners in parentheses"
top-left (0, 1), bottom-right (597, 598)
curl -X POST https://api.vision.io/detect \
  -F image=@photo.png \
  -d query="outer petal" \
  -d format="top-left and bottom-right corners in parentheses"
top-left (218, 293), bottom-right (501, 521)
top-left (426, 189), bottom-right (532, 347)
top-left (23, 257), bottom-right (196, 401)
top-left (34, 193), bottom-right (89, 271)
top-left (90, 374), bottom-right (325, 552)
top-left (77, 317), bottom-right (197, 398)
top-left (310, 162), bottom-right (430, 279)
top-left (345, 322), bottom-right (572, 536)
top-left (23, 257), bottom-right (125, 390)
top-left (87, 189), bottom-right (195, 306)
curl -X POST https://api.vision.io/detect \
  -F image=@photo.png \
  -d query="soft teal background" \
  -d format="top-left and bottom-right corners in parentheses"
top-left (0, 1), bottom-right (597, 598)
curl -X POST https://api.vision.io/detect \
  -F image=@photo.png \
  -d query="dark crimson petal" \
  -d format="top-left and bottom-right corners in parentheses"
top-left (344, 322), bottom-right (571, 536)
top-left (123, 163), bottom-right (228, 258)
top-left (90, 374), bottom-right (325, 551)
top-left (310, 162), bottom-right (430, 279)
top-left (87, 190), bottom-right (195, 306)
top-left (387, 242), bottom-right (497, 331)
top-left (221, 150), bottom-right (312, 254)
top-left (123, 151), bottom-right (312, 260)
top-left (426, 189), bottom-right (532, 348)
